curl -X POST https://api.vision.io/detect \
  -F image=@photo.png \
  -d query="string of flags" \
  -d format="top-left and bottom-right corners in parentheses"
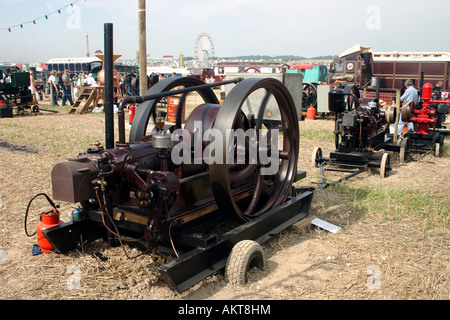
top-left (1, 0), bottom-right (86, 32)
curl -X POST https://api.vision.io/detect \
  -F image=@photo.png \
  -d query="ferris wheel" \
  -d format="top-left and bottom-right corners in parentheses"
top-left (195, 33), bottom-right (215, 62)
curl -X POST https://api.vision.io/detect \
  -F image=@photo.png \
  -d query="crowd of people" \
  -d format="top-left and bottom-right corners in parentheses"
top-left (46, 70), bottom-right (187, 106)
top-left (47, 71), bottom-right (99, 106)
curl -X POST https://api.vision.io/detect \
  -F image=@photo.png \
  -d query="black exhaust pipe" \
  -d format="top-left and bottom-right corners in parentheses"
top-left (104, 23), bottom-right (114, 150)
top-left (103, 23), bottom-right (118, 246)
top-left (375, 76), bottom-right (381, 101)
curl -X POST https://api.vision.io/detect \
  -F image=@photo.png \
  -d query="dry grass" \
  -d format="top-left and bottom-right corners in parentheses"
top-left (0, 95), bottom-right (449, 300)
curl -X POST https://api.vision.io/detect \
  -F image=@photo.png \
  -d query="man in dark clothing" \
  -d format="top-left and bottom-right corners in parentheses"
top-left (433, 81), bottom-right (444, 99)
top-left (62, 70), bottom-right (74, 106)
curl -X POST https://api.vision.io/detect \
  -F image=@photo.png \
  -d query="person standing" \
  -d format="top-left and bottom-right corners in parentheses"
top-left (28, 70), bottom-right (38, 101)
top-left (2, 68), bottom-right (11, 83)
top-left (85, 73), bottom-right (96, 86)
top-left (398, 79), bottom-right (419, 136)
top-left (62, 70), bottom-right (74, 106)
top-left (433, 80), bottom-right (444, 99)
top-left (81, 72), bottom-right (87, 86)
top-left (73, 73), bottom-right (82, 100)
top-left (49, 70), bottom-right (59, 106)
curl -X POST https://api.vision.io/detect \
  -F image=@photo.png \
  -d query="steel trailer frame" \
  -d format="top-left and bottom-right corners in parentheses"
top-left (400, 130), bottom-right (448, 162)
top-left (43, 182), bottom-right (314, 293)
top-left (159, 185), bottom-right (314, 292)
top-left (313, 150), bottom-right (393, 190)
top-left (313, 128), bottom-right (398, 190)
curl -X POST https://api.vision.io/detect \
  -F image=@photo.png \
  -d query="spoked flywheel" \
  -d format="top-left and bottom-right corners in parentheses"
top-left (129, 76), bottom-right (219, 143)
top-left (209, 78), bottom-right (300, 222)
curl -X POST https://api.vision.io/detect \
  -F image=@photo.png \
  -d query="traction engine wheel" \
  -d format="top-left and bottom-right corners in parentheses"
top-left (302, 83), bottom-right (317, 110)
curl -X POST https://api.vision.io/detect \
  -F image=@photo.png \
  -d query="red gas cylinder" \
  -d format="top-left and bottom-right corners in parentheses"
top-left (129, 105), bottom-right (136, 125)
top-left (36, 210), bottom-right (64, 253)
top-left (422, 83), bottom-right (433, 101)
top-left (0, 100), bottom-right (6, 108)
top-left (306, 105), bottom-right (316, 120)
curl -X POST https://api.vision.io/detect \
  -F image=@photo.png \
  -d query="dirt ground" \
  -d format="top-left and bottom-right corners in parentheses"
top-left (0, 99), bottom-right (448, 301)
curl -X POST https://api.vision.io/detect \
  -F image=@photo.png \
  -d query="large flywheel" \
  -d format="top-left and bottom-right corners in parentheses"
top-left (209, 78), bottom-right (300, 221)
top-left (129, 76), bottom-right (219, 143)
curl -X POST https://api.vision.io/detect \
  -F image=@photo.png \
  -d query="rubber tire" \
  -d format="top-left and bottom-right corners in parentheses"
top-left (225, 240), bottom-right (265, 285)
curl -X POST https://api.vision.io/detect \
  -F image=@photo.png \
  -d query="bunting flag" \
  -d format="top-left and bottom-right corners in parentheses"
top-left (0, 0), bottom-right (86, 32)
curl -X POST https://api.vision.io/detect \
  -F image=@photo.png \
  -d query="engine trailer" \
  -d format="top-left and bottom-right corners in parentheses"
top-left (312, 85), bottom-right (398, 190)
top-left (29, 63), bottom-right (314, 292)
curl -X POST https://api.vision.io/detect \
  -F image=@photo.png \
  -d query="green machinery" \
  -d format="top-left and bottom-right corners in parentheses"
top-left (288, 65), bottom-right (328, 110)
top-left (0, 72), bottom-right (39, 116)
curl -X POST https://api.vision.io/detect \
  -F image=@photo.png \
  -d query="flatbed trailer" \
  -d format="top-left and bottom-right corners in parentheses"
top-left (43, 180), bottom-right (314, 293)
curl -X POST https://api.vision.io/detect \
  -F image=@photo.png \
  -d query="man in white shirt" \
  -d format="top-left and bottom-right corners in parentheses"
top-left (86, 73), bottom-right (98, 87)
top-left (398, 79), bottom-right (419, 136)
top-left (48, 70), bottom-right (59, 106)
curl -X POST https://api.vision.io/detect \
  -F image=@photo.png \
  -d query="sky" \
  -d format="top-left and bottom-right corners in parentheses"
top-left (1, 0), bottom-right (449, 64)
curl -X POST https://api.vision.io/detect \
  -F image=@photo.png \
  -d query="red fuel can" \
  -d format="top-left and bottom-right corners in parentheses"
top-left (306, 106), bottom-right (316, 120)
